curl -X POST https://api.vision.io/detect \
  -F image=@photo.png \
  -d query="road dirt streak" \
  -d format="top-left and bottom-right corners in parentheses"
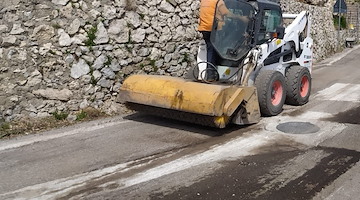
top-left (151, 147), bottom-right (360, 200)
top-left (87, 48), bottom-right (360, 199)
top-left (1, 131), bottom-right (281, 199)
top-left (1, 48), bottom-right (360, 199)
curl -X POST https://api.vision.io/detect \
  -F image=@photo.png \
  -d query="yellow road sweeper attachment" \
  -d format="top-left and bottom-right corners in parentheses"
top-left (119, 0), bottom-right (313, 128)
top-left (119, 74), bottom-right (260, 128)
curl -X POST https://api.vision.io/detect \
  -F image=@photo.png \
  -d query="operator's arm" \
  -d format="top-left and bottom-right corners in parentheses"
top-left (227, 13), bottom-right (249, 23)
top-left (217, 0), bottom-right (249, 23)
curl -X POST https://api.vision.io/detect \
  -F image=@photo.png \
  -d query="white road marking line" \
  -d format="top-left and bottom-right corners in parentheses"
top-left (0, 161), bottom-right (131, 200)
top-left (329, 84), bottom-right (360, 102)
top-left (0, 120), bottom-right (131, 152)
top-left (0, 132), bottom-right (277, 199)
top-left (295, 111), bottom-right (334, 120)
top-left (121, 133), bottom-right (274, 188)
top-left (316, 83), bottom-right (360, 102)
top-left (0, 152), bottom-right (177, 200)
top-left (316, 83), bottom-right (348, 98)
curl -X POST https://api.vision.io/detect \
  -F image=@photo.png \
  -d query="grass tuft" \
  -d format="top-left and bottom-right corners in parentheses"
top-left (0, 117), bottom-right (69, 139)
top-left (1, 123), bottom-right (10, 131)
top-left (85, 26), bottom-right (97, 47)
top-left (104, 56), bottom-right (112, 66)
top-left (76, 110), bottom-right (88, 121)
top-left (182, 53), bottom-right (189, 63)
top-left (0, 107), bottom-right (108, 139)
top-left (51, 110), bottom-right (69, 121)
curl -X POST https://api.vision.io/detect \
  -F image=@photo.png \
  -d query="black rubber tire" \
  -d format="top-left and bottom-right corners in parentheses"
top-left (255, 70), bottom-right (286, 116)
top-left (285, 65), bottom-right (312, 106)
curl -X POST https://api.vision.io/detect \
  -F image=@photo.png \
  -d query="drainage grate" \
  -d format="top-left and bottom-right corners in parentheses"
top-left (276, 122), bottom-right (320, 134)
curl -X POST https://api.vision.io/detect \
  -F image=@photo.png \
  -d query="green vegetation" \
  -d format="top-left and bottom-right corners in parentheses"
top-left (0, 123), bottom-right (10, 132)
top-left (1, 122), bottom-right (15, 139)
top-left (49, 50), bottom-right (56, 55)
top-left (139, 60), bottom-right (158, 72)
top-left (89, 67), bottom-right (98, 86)
top-left (150, 59), bottom-right (158, 72)
top-left (122, 30), bottom-right (135, 53)
top-left (182, 53), bottom-right (190, 63)
top-left (104, 56), bottom-right (112, 66)
top-left (76, 110), bottom-right (88, 121)
top-left (76, 108), bottom-right (106, 121)
top-left (0, 117), bottom-right (69, 139)
top-left (333, 15), bottom-right (347, 29)
top-left (125, 44), bottom-right (133, 53)
top-left (139, 13), bottom-right (145, 20)
top-left (85, 26), bottom-right (98, 47)
top-left (0, 107), bottom-right (108, 139)
top-left (51, 110), bottom-right (69, 121)
top-left (80, 107), bottom-right (107, 119)
top-left (127, 30), bottom-right (133, 44)
top-left (150, 59), bottom-right (156, 67)
top-left (90, 75), bottom-right (98, 86)
top-left (52, 23), bottom-right (62, 29)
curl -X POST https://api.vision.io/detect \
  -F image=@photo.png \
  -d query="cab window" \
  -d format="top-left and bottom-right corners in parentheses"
top-left (257, 9), bottom-right (282, 44)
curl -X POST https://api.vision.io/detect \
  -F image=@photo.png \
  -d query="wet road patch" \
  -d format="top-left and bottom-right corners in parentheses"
top-left (323, 106), bottom-right (360, 125)
top-left (151, 147), bottom-right (360, 200)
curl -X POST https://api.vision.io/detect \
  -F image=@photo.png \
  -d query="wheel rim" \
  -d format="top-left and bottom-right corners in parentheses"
top-left (271, 80), bottom-right (283, 106)
top-left (300, 75), bottom-right (310, 98)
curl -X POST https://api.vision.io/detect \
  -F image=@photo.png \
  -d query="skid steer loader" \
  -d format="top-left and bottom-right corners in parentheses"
top-left (119, 0), bottom-right (313, 128)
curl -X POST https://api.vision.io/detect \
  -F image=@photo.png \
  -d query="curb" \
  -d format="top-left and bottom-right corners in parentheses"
top-left (315, 44), bottom-right (360, 68)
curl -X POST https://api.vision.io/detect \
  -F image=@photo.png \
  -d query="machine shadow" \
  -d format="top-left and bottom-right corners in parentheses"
top-left (124, 112), bottom-right (251, 137)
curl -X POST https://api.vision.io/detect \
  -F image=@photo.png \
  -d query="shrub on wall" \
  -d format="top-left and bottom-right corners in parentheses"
top-left (333, 15), bottom-right (347, 29)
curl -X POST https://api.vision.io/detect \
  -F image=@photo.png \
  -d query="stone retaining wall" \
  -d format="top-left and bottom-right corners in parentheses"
top-left (0, 0), bottom-right (357, 122)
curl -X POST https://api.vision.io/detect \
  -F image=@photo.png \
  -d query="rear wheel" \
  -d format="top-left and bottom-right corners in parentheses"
top-left (255, 70), bottom-right (286, 116)
top-left (285, 65), bottom-right (311, 105)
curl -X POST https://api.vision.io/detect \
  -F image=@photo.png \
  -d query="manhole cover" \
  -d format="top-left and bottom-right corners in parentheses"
top-left (276, 122), bottom-right (320, 134)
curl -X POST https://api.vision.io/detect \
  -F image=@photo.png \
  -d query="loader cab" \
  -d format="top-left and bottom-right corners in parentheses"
top-left (209, 0), bottom-right (284, 67)
top-left (254, 0), bottom-right (284, 44)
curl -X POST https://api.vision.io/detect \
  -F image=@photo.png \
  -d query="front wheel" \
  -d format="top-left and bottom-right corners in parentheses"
top-left (285, 65), bottom-right (312, 106)
top-left (255, 70), bottom-right (286, 116)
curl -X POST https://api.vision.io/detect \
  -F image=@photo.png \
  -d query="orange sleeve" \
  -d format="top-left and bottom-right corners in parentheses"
top-left (198, 0), bottom-right (218, 31)
top-left (217, 0), bottom-right (229, 16)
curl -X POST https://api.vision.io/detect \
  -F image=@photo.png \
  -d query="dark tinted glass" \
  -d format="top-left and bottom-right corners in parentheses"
top-left (211, 0), bottom-right (255, 61)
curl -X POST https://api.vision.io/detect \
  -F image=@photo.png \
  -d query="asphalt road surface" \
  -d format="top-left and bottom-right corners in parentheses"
top-left (1, 46), bottom-right (360, 200)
